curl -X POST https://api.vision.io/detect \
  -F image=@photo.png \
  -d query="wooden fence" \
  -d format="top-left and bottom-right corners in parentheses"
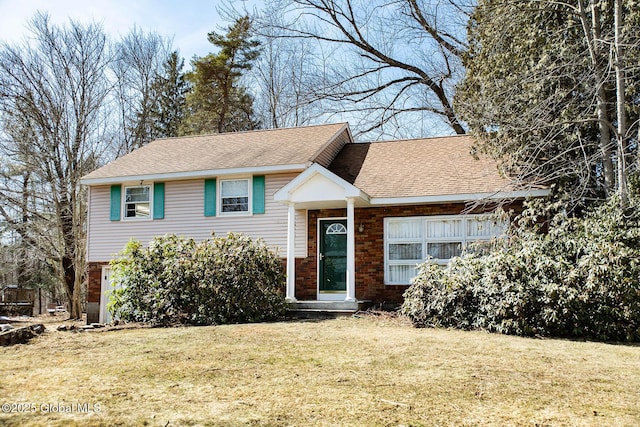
top-left (0, 288), bottom-right (36, 316)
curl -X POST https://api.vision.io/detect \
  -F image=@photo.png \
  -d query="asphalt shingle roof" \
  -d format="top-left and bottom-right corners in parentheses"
top-left (83, 123), bottom-right (512, 199)
top-left (82, 123), bottom-right (349, 182)
top-left (329, 135), bottom-right (511, 199)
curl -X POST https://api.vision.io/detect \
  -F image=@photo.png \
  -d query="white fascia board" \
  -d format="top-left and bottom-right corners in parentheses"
top-left (81, 163), bottom-right (308, 186)
top-left (370, 189), bottom-right (550, 205)
top-left (274, 163), bottom-right (370, 203)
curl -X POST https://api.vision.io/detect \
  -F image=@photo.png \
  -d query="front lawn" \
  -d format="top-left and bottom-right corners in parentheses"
top-left (1, 314), bottom-right (639, 426)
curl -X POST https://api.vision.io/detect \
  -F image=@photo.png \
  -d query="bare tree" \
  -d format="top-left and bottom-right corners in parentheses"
top-left (239, 2), bottom-right (328, 129)
top-left (0, 13), bottom-right (112, 318)
top-left (111, 27), bottom-right (172, 155)
top-left (252, 0), bottom-right (472, 139)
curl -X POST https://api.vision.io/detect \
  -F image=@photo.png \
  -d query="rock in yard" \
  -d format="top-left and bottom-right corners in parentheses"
top-left (31, 324), bottom-right (45, 334)
top-left (0, 324), bottom-right (46, 346)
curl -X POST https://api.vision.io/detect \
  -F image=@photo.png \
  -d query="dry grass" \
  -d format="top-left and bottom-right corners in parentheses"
top-left (1, 313), bottom-right (639, 426)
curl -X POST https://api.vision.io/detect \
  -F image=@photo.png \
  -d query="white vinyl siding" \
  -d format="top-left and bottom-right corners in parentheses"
top-left (87, 173), bottom-right (307, 262)
top-left (384, 215), bottom-right (506, 285)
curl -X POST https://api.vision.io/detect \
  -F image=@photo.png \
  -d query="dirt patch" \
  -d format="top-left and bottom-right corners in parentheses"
top-left (55, 320), bottom-right (150, 333)
top-left (354, 308), bottom-right (413, 326)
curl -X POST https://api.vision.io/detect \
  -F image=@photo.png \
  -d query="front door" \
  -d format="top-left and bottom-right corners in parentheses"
top-left (318, 219), bottom-right (347, 300)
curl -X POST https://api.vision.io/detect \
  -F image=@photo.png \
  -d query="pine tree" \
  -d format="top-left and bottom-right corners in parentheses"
top-left (149, 51), bottom-right (188, 138)
top-left (182, 16), bottom-right (261, 135)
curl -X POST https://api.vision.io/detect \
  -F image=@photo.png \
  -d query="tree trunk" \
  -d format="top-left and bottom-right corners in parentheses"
top-left (614, 0), bottom-right (628, 208)
top-left (60, 201), bottom-right (82, 319)
top-left (576, 0), bottom-right (618, 198)
top-left (17, 172), bottom-right (31, 288)
top-left (590, 3), bottom-right (615, 196)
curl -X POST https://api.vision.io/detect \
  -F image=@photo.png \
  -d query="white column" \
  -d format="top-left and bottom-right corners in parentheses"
top-left (285, 203), bottom-right (297, 302)
top-left (345, 198), bottom-right (356, 302)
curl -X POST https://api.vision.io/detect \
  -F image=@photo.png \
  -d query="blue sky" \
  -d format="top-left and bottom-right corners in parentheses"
top-left (0, 0), bottom-right (259, 62)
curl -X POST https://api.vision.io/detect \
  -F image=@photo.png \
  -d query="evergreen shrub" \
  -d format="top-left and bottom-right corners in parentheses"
top-left (108, 233), bottom-right (287, 326)
top-left (401, 196), bottom-right (640, 342)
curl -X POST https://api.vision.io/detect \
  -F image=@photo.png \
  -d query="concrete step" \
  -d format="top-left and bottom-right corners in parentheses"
top-left (287, 309), bottom-right (357, 320)
top-left (286, 300), bottom-right (373, 320)
top-left (290, 301), bottom-right (359, 311)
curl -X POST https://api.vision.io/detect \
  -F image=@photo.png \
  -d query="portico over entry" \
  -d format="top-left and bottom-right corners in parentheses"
top-left (274, 163), bottom-right (370, 303)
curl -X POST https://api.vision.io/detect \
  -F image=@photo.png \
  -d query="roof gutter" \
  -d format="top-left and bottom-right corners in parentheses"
top-left (80, 163), bottom-right (308, 186)
top-left (370, 189), bottom-right (551, 206)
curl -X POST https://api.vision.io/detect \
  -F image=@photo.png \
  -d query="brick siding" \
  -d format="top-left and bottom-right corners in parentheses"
top-left (295, 202), bottom-right (521, 305)
top-left (87, 262), bottom-right (107, 304)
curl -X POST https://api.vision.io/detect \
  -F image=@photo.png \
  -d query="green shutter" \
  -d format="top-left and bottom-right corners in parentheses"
top-left (153, 182), bottom-right (165, 219)
top-left (110, 185), bottom-right (121, 221)
top-left (252, 175), bottom-right (265, 214)
top-left (204, 178), bottom-right (217, 217)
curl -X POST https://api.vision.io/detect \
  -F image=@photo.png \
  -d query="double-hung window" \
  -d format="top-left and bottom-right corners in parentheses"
top-left (465, 216), bottom-right (506, 254)
top-left (220, 179), bottom-right (249, 214)
top-left (110, 183), bottom-right (163, 221)
top-left (124, 186), bottom-right (151, 219)
top-left (203, 176), bottom-right (265, 217)
top-left (425, 218), bottom-right (464, 260)
top-left (386, 219), bottom-right (424, 285)
top-left (384, 215), bottom-right (506, 285)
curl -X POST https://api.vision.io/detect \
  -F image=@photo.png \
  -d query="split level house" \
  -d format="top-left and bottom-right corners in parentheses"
top-left (81, 122), bottom-right (548, 323)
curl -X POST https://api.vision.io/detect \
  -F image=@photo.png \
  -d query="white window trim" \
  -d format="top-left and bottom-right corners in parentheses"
top-left (122, 183), bottom-right (153, 221)
top-left (219, 177), bottom-right (252, 216)
top-left (385, 219), bottom-right (424, 283)
top-left (326, 223), bottom-right (347, 234)
top-left (384, 214), bottom-right (506, 285)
